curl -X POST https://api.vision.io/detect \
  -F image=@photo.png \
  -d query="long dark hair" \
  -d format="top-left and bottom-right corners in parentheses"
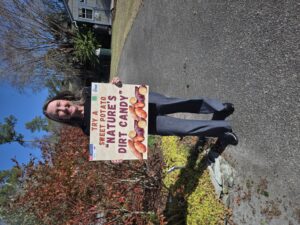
top-left (43, 88), bottom-right (90, 127)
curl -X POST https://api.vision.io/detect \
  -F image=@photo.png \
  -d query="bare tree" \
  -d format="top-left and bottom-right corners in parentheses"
top-left (0, 0), bottom-right (78, 92)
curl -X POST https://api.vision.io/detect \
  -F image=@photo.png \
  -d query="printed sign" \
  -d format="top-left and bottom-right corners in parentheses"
top-left (89, 83), bottom-right (149, 161)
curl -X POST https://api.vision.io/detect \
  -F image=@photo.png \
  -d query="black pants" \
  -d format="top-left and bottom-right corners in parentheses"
top-left (148, 92), bottom-right (232, 137)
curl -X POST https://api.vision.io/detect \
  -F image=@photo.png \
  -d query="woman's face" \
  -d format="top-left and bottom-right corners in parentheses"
top-left (46, 99), bottom-right (81, 120)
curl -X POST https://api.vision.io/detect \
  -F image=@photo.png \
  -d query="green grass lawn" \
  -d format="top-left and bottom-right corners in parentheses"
top-left (110, 0), bottom-right (142, 78)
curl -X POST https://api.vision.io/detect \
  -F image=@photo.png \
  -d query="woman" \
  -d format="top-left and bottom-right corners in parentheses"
top-left (43, 77), bottom-right (238, 146)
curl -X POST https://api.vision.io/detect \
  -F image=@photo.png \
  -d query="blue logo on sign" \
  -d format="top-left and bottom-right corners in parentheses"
top-left (92, 83), bottom-right (98, 93)
top-left (89, 144), bottom-right (95, 156)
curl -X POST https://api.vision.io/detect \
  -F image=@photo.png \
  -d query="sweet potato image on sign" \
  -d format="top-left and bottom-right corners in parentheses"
top-left (129, 97), bottom-right (137, 105)
top-left (138, 85), bottom-right (147, 96)
top-left (128, 130), bottom-right (137, 139)
top-left (128, 140), bottom-right (143, 160)
top-left (133, 135), bottom-right (145, 143)
top-left (135, 86), bottom-right (145, 102)
top-left (129, 105), bottom-right (139, 121)
top-left (137, 120), bottom-right (147, 129)
top-left (134, 121), bottom-right (144, 137)
top-left (134, 102), bottom-right (145, 108)
top-left (135, 108), bottom-right (147, 119)
top-left (134, 142), bottom-right (147, 153)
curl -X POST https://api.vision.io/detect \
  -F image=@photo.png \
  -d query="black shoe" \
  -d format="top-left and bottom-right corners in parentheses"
top-left (219, 132), bottom-right (239, 146)
top-left (207, 150), bottom-right (219, 163)
top-left (212, 103), bottom-right (234, 120)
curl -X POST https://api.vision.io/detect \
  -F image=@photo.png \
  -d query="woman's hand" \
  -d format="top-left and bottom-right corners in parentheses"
top-left (111, 77), bottom-right (122, 87)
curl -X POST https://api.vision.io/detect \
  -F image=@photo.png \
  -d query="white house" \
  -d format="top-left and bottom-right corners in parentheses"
top-left (62, 0), bottom-right (112, 27)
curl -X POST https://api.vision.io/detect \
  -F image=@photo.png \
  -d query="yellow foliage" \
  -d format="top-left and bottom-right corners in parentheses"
top-left (160, 136), bottom-right (228, 225)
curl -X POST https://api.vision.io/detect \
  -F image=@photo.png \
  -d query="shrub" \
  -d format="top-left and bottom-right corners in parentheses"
top-left (73, 30), bottom-right (100, 67)
top-left (11, 126), bottom-right (164, 224)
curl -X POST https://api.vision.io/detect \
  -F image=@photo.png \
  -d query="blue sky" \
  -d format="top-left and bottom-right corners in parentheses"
top-left (0, 83), bottom-right (48, 171)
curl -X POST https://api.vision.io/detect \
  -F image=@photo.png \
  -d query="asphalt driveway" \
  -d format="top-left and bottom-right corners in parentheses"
top-left (117, 0), bottom-right (299, 224)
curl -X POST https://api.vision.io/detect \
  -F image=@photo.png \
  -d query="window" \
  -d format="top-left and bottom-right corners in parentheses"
top-left (79, 0), bottom-right (86, 3)
top-left (78, 8), bottom-right (93, 19)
